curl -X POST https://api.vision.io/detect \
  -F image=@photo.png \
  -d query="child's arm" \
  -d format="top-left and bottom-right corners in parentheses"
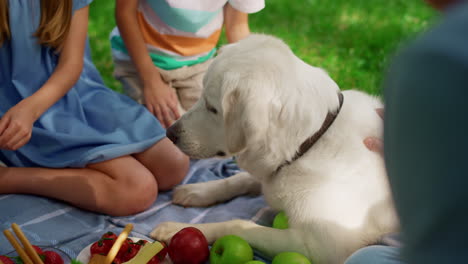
top-left (115, 0), bottom-right (180, 128)
top-left (0, 6), bottom-right (89, 150)
top-left (224, 4), bottom-right (251, 43)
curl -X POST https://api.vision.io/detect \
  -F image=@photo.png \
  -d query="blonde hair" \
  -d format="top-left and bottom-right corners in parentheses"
top-left (0, 0), bottom-right (72, 50)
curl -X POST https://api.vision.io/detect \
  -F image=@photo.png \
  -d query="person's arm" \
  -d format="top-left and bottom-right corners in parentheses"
top-left (224, 3), bottom-right (250, 43)
top-left (0, 6), bottom-right (89, 150)
top-left (384, 41), bottom-right (468, 263)
top-left (31, 6), bottom-right (89, 117)
top-left (115, 0), bottom-right (179, 128)
top-left (115, 0), bottom-right (157, 87)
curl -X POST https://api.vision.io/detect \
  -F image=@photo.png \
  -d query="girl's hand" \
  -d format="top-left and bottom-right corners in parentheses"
top-left (143, 74), bottom-right (180, 129)
top-left (0, 5), bottom-right (91, 151)
top-left (0, 100), bottom-right (38, 150)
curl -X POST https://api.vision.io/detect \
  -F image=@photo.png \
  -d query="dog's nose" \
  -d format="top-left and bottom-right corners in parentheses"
top-left (166, 126), bottom-right (179, 144)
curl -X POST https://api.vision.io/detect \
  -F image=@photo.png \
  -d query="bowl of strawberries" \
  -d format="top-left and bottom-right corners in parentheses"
top-left (76, 231), bottom-right (169, 264)
top-left (1, 245), bottom-right (71, 264)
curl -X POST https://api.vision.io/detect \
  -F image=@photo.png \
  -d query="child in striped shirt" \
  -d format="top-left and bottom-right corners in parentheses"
top-left (112, 0), bottom-right (265, 128)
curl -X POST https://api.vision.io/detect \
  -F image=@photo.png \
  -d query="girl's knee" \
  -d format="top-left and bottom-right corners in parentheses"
top-left (171, 150), bottom-right (190, 182)
top-left (158, 150), bottom-right (190, 191)
top-left (103, 170), bottom-right (159, 216)
top-left (87, 156), bottom-right (160, 216)
top-left (137, 138), bottom-right (190, 190)
top-left (107, 186), bottom-right (158, 216)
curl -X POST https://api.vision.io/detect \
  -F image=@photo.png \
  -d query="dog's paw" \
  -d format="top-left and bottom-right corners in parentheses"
top-left (172, 182), bottom-right (219, 207)
top-left (150, 222), bottom-right (192, 243)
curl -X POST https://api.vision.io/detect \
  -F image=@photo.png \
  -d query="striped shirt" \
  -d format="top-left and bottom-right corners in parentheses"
top-left (110, 0), bottom-right (265, 70)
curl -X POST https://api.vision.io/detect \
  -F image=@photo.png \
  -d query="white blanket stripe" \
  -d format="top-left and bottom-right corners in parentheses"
top-left (0, 195), bottom-right (11, 201)
top-left (20, 207), bottom-right (74, 227)
top-left (189, 207), bottom-right (212, 224)
top-left (250, 206), bottom-right (270, 223)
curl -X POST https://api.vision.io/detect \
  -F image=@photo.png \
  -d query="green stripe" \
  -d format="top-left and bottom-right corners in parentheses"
top-left (111, 36), bottom-right (216, 70)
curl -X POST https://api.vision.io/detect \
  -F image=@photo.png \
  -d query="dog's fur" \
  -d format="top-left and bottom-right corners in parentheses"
top-left (150, 34), bottom-right (399, 264)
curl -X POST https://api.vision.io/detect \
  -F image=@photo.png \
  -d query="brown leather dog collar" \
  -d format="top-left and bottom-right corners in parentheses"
top-left (274, 92), bottom-right (344, 175)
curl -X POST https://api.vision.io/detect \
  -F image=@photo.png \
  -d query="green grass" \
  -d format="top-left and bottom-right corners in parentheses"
top-left (88, 0), bottom-right (435, 95)
top-left (88, 1), bottom-right (120, 92)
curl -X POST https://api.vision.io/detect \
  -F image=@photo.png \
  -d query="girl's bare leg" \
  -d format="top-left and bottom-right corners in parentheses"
top-left (134, 138), bottom-right (189, 191)
top-left (0, 155), bottom-right (158, 216)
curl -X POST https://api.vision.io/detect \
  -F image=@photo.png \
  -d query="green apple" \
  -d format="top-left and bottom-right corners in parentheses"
top-left (272, 252), bottom-right (311, 264)
top-left (272, 211), bottom-right (289, 229)
top-left (244, 261), bottom-right (265, 264)
top-left (210, 235), bottom-right (253, 264)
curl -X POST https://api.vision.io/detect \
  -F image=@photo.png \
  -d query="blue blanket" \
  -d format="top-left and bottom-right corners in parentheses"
top-left (0, 158), bottom-right (277, 263)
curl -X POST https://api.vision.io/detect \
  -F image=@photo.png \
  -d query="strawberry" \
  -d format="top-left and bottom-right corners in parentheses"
top-left (118, 239), bottom-right (147, 262)
top-left (90, 232), bottom-right (127, 257)
top-left (135, 239), bottom-right (148, 247)
top-left (90, 239), bottom-right (111, 256)
top-left (101, 232), bottom-right (118, 241)
top-left (32, 245), bottom-right (44, 255)
top-left (110, 257), bottom-right (122, 264)
top-left (119, 238), bottom-right (133, 254)
top-left (43, 250), bottom-right (64, 264)
top-left (0, 256), bottom-right (14, 264)
top-left (100, 232), bottom-right (118, 249)
top-left (147, 242), bottom-right (168, 264)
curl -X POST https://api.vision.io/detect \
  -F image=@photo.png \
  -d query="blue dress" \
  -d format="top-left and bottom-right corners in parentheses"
top-left (0, 0), bottom-right (166, 168)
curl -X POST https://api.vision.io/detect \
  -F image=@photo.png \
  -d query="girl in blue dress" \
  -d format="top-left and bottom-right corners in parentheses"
top-left (0, 0), bottom-right (189, 216)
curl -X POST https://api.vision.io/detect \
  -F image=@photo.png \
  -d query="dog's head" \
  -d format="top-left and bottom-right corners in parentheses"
top-left (167, 34), bottom-right (341, 170)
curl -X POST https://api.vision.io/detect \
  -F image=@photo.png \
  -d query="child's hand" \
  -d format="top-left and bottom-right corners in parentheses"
top-left (143, 77), bottom-right (181, 129)
top-left (0, 100), bottom-right (37, 150)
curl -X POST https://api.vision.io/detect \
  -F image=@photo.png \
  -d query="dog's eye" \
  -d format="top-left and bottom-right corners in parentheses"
top-left (205, 99), bottom-right (218, 114)
top-left (206, 103), bottom-right (218, 114)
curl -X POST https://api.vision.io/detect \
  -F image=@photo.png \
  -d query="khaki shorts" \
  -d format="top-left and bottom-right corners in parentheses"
top-left (113, 59), bottom-right (213, 115)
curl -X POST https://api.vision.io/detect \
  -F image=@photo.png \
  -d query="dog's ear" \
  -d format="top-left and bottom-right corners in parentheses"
top-left (221, 72), bottom-right (272, 155)
top-left (221, 73), bottom-right (247, 154)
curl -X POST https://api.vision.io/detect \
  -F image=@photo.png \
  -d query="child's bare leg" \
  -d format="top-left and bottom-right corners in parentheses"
top-left (134, 138), bottom-right (189, 191)
top-left (0, 155), bottom-right (158, 216)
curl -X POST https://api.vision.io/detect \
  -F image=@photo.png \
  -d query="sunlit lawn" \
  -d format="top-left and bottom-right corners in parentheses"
top-left (88, 0), bottom-right (435, 95)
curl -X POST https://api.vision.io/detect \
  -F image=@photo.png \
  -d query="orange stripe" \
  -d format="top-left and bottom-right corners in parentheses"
top-left (137, 12), bottom-right (221, 56)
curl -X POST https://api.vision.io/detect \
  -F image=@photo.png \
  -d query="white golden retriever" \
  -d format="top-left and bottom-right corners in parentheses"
top-left (150, 34), bottom-right (399, 264)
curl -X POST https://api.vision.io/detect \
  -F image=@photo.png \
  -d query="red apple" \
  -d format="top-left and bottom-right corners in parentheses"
top-left (168, 227), bottom-right (209, 264)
